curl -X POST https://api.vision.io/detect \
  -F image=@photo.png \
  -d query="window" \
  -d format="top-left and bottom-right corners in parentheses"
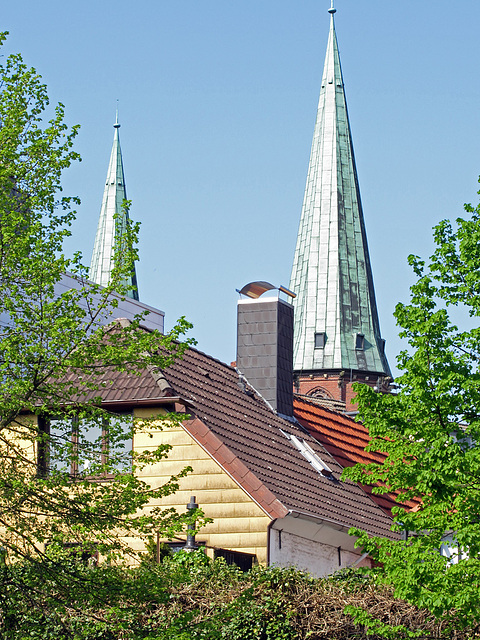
top-left (355, 333), bottom-right (365, 350)
top-left (63, 543), bottom-right (98, 566)
top-left (214, 549), bottom-right (255, 572)
top-left (38, 413), bottom-right (133, 478)
top-left (281, 429), bottom-right (333, 477)
top-left (314, 332), bottom-right (326, 349)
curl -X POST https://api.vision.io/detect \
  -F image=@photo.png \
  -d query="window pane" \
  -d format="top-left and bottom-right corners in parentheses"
top-left (108, 413), bottom-right (133, 472)
top-left (47, 413), bottom-right (133, 476)
top-left (314, 332), bottom-right (326, 349)
top-left (77, 419), bottom-right (104, 474)
top-left (355, 333), bottom-right (365, 350)
top-left (49, 417), bottom-right (73, 473)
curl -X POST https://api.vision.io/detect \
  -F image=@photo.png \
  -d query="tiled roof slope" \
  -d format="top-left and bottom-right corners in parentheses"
top-left (57, 323), bottom-right (395, 539)
top-left (294, 396), bottom-right (418, 514)
top-left (161, 345), bottom-right (396, 539)
top-left (58, 364), bottom-right (176, 406)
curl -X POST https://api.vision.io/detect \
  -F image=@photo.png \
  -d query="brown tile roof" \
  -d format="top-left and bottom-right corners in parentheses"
top-left (59, 321), bottom-right (396, 539)
top-left (56, 365), bottom-right (180, 408)
top-left (161, 346), bottom-right (396, 538)
top-left (294, 396), bottom-right (419, 514)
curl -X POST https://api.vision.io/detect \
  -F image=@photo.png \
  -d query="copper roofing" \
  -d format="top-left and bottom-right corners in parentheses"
top-left (89, 119), bottom-right (139, 301)
top-left (237, 281), bottom-right (276, 299)
top-left (289, 9), bottom-right (390, 377)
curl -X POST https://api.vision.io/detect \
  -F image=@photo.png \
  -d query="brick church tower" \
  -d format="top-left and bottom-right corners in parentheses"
top-left (290, 3), bottom-right (391, 407)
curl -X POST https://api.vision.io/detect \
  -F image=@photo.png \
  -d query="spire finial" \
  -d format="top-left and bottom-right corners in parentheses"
top-left (114, 100), bottom-right (120, 129)
top-left (328, 0), bottom-right (336, 14)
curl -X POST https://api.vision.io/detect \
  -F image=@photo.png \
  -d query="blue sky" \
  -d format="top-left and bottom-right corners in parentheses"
top-left (3, 1), bottom-right (480, 374)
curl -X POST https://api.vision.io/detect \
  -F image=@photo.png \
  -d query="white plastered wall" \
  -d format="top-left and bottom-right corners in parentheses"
top-left (269, 513), bottom-right (372, 577)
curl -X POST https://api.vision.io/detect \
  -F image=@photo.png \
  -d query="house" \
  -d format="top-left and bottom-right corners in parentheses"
top-left (61, 313), bottom-right (397, 576)
top-left (56, 5), bottom-right (400, 576)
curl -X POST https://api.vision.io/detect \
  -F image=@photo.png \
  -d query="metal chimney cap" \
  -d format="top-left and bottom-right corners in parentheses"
top-left (237, 281), bottom-right (296, 299)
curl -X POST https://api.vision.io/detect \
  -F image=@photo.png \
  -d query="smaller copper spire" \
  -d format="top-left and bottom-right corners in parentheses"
top-left (89, 117), bottom-right (139, 300)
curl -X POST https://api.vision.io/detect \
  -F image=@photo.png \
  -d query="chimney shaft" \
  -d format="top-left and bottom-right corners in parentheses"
top-left (236, 296), bottom-right (294, 416)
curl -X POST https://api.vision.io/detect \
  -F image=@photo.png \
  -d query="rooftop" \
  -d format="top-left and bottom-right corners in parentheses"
top-left (69, 320), bottom-right (396, 537)
top-left (294, 395), bottom-right (419, 514)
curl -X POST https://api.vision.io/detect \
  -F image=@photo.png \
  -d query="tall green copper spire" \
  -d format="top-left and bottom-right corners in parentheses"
top-left (89, 117), bottom-right (139, 301)
top-left (290, 5), bottom-right (390, 383)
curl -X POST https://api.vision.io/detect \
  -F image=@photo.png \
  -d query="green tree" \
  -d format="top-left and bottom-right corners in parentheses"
top-left (0, 31), bottom-right (198, 581)
top-left (344, 180), bottom-right (480, 629)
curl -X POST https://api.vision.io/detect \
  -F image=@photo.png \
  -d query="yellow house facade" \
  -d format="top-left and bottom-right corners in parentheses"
top-left (134, 410), bottom-right (271, 564)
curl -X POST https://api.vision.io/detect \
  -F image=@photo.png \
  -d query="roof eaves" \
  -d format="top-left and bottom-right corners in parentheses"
top-left (100, 396), bottom-right (193, 411)
top-left (287, 509), bottom-right (359, 535)
top-left (288, 508), bottom-right (398, 540)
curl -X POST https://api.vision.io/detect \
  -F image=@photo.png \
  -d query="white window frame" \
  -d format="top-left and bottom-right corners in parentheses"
top-left (280, 429), bottom-right (332, 475)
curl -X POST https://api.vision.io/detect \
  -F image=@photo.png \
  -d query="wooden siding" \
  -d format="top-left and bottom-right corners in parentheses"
top-left (134, 409), bottom-right (271, 563)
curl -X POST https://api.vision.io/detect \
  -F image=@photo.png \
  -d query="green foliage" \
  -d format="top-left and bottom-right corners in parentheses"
top-left (0, 31), bottom-right (201, 585)
top-left (342, 606), bottom-right (424, 640)
top-left (343, 179), bottom-right (480, 629)
top-left (0, 556), bottom-right (468, 639)
top-left (0, 556), bottom-right (298, 640)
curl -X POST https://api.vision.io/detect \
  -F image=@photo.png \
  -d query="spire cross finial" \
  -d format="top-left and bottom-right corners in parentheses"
top-left (328, 0), bottom-right (336, 14)
top-left (114, 100), bottom-right (120, 129)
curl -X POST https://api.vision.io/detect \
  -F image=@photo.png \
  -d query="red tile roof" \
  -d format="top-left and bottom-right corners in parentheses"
top-left (294, 396), bottom-right (418, 514)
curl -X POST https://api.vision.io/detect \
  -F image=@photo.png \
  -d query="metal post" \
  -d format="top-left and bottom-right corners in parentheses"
top-left (184, 496), bottom-right (198, 551)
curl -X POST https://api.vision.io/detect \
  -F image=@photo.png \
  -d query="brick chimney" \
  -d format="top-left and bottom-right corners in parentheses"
top-left (236, 287), bottom-right (294, 417)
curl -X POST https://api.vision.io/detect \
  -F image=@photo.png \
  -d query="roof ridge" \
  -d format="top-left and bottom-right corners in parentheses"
top-left (146, 364), bottom-right (175, 397)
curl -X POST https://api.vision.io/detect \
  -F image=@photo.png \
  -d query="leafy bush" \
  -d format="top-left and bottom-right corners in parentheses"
top-left (0, 552), bottom-right (475, 639)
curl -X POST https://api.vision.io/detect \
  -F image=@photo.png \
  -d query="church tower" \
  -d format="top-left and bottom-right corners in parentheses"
top-left (290, 3), bottom-right (391, 405)
top-left (89, 117), bottom-right (139, 301)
